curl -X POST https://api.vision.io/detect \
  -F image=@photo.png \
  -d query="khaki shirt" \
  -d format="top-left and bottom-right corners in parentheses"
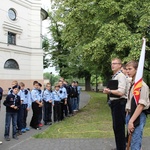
top-left (110, 71), bottom-right (129, 101)
top-left (126, 81), bottom-right (150, 110)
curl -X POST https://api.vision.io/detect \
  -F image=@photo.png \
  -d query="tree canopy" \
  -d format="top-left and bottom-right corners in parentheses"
top-left (44, 0), bottom-right (150, 88)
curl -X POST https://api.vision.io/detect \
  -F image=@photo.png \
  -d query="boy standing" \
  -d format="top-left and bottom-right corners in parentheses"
top-left (43, 83), bottom-right (53, 125)
top-left (38, 83), bottom-right (43, 127)
top-left (126, 60), bottom-right (149, 149)
top-left (19, 82), bottom-right (31, 133)
top-left (30, 81), bottom-right (42, 130)
top-left (52, 84), bottom-right (61, 122)
top-left (59, 81), bottom-right (67, 120)
top-left (4, 85), bottom-right (21, 141)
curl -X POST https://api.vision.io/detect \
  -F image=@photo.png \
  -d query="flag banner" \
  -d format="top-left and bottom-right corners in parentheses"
top-left (130, 38), bottom-right (146, 127)
top-left (133, 38), bottom-right (146, 104)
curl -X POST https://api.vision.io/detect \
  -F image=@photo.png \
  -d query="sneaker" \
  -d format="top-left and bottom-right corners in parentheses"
top-left (13, 135), bottom-right (18, 140)
top-left (36, 127), bottom-right (41, 130)
top-left (48, 122), bottom-right (52, 125)
top-left (5, 136), bottom-right (10, 141)
top-left (39, 123), bottom-right (43, 127)
top-left (0, 141), bottom-right (2, 144)
top-left (21, 129), bottom-right (26, 133)
top-left (25, 127), bottom-right (30, 131)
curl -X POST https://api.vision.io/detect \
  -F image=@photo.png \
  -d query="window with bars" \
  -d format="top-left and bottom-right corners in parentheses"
top-left (8, 32), bottom-right (16, 45)
top-left (4, 59), bottom-right (19, 69)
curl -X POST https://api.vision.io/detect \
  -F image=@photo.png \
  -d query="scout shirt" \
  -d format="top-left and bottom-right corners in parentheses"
top-left (110, 70), bottom-right (128, 101)
top-left (43, 89), bottom-right (53, 102)
top-left (31, 88), bottom-right (41, 102)
top-left (52, 90), bottom-right (61, 105)
top-left (20, 89), bottom-right (31, 108)
top-left (59, 86), bottom-right (67, 100)
top-left (126, 81), bottom-right (150, 111)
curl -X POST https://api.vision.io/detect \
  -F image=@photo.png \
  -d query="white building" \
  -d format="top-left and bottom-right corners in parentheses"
top-left (0, 0), bottom-right (48, 93)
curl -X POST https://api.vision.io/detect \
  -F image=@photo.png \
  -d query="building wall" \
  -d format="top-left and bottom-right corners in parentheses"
top-left (0, 0), bottom-right (46, 93)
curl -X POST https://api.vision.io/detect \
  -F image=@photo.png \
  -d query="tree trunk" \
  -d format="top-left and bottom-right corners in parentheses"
top-left (85, 74), bottom-right (91, 91)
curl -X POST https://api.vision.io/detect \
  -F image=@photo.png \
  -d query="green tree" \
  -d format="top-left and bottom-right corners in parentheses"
top-left (43, 72), bottom-right (60, 86)
top-left (51, 0), bottom-right (150, 83)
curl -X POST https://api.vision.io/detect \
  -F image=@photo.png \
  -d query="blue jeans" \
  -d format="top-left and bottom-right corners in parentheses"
top-left (126, 112), bottom-right (146, 150)
top-left (4, 112), bottom-right (17, 137)
top-left (72, 97), bottom-right (77, 111)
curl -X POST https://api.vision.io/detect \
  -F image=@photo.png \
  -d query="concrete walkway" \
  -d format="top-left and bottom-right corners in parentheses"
top-left (0, 92), bottom-right (150, 150)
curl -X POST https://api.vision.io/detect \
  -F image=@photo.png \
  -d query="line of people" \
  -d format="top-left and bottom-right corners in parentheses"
top-left (3, 79), bottom-right (81, 141)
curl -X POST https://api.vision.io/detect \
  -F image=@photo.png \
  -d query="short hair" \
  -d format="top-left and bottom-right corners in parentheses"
top-left (121, 64), bottom-right (126, 69)
top-left (33, 81), bottom-right (38, 85)
top-left (111, 58), bottom-right (122, 64)
top-left (12, 80), bottom-right (18, 85)
top-left (54, 83), bottom-right (60, 88)
top-left (19, 82), bottom-right (25, 87)
top-left (46, 83), bottom-right (51, 87)
top-left (126, 60), bottom-right (138, 70)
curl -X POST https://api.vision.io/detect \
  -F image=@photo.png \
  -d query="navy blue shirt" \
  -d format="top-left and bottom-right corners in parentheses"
top-left (4, 93), bottom-right (21, 113)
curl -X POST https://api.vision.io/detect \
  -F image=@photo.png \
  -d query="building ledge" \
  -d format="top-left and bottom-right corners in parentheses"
top-left (3, 21), bottom-right (23, 34)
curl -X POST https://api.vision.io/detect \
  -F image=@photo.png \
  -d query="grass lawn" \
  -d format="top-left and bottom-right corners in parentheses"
top-left (34, 92), bottom-right (150, 139)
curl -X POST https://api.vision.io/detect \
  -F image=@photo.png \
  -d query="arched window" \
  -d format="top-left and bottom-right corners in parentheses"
top-left (4, 59), bottom-right (19, 69)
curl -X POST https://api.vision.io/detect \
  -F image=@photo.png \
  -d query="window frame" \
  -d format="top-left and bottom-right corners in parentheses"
top-left (8, 32), bottom-right (16, 45)
top-left (4, 59), bottom-right (19, 70)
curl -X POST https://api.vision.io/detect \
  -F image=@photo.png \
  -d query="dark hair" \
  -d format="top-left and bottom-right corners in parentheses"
top-left (33, 81), bottom-right (38, 85)
top-left (38, 83), bottom-right (42, 87)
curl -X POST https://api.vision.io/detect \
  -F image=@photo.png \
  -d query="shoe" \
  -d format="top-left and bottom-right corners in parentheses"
top-left (21, 129), bottom-right (26, 133)
top-left (44, 122), bottom-right (47, 125)
top-left (25, 127), bottom-right (30, 131)
top-left (39, 123), bottom-right (43, 127)
top-left (5, 136), bottom-right (10, 141)
top-left (13, 135), bottom-right (18, 140)
top-left (47, 122), bottom-right (52, 125)
top-left (0, 141), bottom-right (2, 144)
top-left (36, 127), bottom-right (41, 130)
top-left (17, 130), bottom-right (22, 135)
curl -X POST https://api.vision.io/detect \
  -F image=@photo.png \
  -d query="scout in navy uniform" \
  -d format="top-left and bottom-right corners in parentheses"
top-left (8, 80), bottom-right (22, 135)
top-left (38, 83), bottom-right (43, 127)
top-left (52, 83), bottom-right (61, 122)
top-left (43, 83), bottom-right (53, 125)
top-left (3, 85), bottom-right (21, 141)
top-left (8, 80), bottom-right (19, 95)
top-left (19, 82), bottom-right (31, 133)
top-left (69, 81), bottom-right (78, 113)
top-left (59, 81), bottom-right (67, 120)
top-left (30, 81), bottom-right (43, 130)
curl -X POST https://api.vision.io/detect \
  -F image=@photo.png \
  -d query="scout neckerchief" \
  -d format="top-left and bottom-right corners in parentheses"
top-left (55, 90), bottom-right (61, 99)
top-left (112, 70), bottom-right (122, 80)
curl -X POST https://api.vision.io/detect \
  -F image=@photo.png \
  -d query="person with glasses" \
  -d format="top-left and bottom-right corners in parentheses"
top-left (103, 58), bottom-right (128, 150)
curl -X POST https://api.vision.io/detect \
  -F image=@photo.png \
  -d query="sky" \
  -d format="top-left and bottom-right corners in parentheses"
top-left (41, 0), bottom-right (59, 75)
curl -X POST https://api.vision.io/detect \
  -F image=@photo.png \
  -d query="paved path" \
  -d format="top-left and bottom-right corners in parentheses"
top-left (0, 92), bottom-right (150, 150)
